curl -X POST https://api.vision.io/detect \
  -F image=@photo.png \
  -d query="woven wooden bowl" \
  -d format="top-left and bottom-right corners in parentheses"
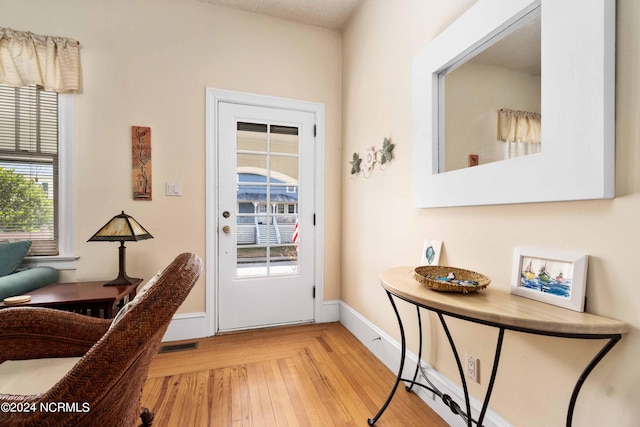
top-left (414, 266), bottom-right (491, 293)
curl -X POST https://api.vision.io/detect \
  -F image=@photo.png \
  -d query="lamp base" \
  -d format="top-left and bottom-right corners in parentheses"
top-left (103, 242), bottom-right (141, 286)
top-left (103, 273), bottom-right (141, 287)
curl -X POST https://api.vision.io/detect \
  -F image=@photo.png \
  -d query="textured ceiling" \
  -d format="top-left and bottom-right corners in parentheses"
top-left (197, 0), bottom-right (364, 30)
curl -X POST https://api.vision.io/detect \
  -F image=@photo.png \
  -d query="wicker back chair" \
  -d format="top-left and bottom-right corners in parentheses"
top-left (0, 252), bottom-right (202, 427)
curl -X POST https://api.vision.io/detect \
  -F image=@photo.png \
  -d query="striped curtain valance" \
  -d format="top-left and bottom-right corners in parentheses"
top-left (0, 27), bottom-right (80, 93)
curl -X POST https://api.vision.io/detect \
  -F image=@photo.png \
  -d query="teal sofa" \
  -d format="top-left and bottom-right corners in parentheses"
top-left (0, 240), bottom-right (59, 301)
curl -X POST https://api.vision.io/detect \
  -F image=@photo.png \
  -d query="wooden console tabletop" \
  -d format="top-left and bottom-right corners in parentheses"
top-left (380, 267), bottom-right (628, 336)
top-left (370, 267), bottom-right (628, 427)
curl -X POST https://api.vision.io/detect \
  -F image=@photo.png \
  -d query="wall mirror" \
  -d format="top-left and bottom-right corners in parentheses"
top-left (412, 0), bottom-right (615, 208)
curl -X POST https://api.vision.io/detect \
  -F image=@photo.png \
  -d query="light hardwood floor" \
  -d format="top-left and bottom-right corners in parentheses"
top-left (142, 322), bottom-right (447, 426)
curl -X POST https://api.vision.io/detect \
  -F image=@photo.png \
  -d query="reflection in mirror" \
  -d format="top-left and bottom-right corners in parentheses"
top-left (441, 12), bottom-right (541, 172)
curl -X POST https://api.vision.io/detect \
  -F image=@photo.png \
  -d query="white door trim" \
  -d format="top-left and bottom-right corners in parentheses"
top-left (205, 87), bottom-right (325, 336)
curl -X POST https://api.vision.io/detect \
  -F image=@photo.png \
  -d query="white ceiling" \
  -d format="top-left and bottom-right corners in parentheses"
top-left (467, 14), bottom-right (541, 76)
top-left (197, 0), bottom-right (364, 31)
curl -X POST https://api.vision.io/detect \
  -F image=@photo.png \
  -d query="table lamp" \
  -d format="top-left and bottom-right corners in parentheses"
top-left (88, 211), bottom-right (153, 286)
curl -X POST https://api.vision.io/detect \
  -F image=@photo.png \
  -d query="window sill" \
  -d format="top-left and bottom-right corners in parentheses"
top-left (22, 255), bottom-right (78, 270)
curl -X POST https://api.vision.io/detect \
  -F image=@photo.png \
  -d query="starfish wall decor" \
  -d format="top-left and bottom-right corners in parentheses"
top-left (350, 152), bottom-right (362, 175)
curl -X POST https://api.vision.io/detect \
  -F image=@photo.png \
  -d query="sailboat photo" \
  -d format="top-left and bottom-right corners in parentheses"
top-left (520, 257), bottom-right (571, 298)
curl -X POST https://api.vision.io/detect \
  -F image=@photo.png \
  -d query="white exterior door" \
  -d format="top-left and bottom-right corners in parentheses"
top-left (217, 101), bottom-right (316, 332)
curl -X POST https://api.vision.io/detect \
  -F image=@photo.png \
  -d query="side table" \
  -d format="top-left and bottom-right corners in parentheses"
top-left (369, 267), bottom-right (628, 426)
top-left (0, 279), bottom-right (142, 318)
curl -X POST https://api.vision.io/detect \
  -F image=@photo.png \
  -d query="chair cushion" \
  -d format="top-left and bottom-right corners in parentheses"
top-left (109, 299), bottom-right (135, 330)
top-left (0, 240), bottom-right (31, 277)
top-left (132, 271), bottom-right (161, 303)
top-left (0, 357), bottom-right (81, 395)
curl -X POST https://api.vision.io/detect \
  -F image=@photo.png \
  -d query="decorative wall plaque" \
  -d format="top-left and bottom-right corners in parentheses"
top-left (132, 126), bottom-right (152, 200)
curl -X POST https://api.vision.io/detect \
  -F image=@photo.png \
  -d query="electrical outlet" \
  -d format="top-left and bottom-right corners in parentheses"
top-left (465, 353), bottom-right (479, 383)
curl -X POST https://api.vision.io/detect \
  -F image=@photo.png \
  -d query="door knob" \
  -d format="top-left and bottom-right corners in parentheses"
top-left (222, 225), bottom-right (231, 233)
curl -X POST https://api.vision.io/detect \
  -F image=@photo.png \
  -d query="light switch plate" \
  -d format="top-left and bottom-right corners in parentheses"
top-left (166, 182), bottom-right (182, 196)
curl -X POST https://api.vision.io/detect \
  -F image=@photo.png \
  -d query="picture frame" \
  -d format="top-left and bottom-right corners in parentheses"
top-left (511, 247), bottom-right (588, 312)
top-left (420, 240), bottom-right (443, 266)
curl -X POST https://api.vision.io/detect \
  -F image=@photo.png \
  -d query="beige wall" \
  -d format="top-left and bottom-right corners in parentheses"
top-left (1, 0), bottom-right (343, 312)
top-left (343, 0), bottom-right (639, 425)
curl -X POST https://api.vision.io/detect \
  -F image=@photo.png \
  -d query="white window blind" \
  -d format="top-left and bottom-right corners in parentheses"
top-left (0, 83), bottom-right (58, 256)
top-left (501, 140), bottom-right (542, 160)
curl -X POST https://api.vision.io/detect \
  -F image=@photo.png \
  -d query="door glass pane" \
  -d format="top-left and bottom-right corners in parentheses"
top-left (237, 122), bottom-right (267, 152)
top-left (270, 155), bottom-right (298, 181)
top-left (235, 122), bottom-right (300, 278)
top-left (236, 245), bottom-right (267, 277)
top-left (237, 153), bottom-right (267, 175)
top-left (270, 125), bottom-right (298, 154)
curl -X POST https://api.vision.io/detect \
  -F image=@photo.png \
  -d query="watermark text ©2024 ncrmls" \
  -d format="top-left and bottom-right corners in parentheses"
top-left (1, 402), bottom-right (90, 413)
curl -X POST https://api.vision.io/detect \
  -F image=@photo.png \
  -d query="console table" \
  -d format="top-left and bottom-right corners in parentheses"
top-left (369, 267), bottom-right (628, 427)
top-left (0, 279), bottom-right (142, 318)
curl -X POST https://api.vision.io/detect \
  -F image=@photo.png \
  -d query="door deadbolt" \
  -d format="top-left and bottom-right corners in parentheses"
top-left (222, 225), bottom-right (231, 233)
top-left (222, 211), bottom-right (230, 218)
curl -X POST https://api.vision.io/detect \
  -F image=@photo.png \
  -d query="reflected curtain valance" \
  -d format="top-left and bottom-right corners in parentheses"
top-left (498, 108), bottom-right (541, 143)
top-left (0, 27), bottom-right (80, 93)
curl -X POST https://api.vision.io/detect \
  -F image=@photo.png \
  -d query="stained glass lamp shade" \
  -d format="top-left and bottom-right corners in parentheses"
top-left (87, 211), bottom-right (153, 286)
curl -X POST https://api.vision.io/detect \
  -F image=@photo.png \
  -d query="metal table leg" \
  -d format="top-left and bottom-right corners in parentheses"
top-left (406, 306), bottom-right (423, 392)
top-left (566, 335), bottom-right (621, 426)
top-left (368, 291), bottom-right (406, 425)
top-left (478, 328), bottom-right (504, 425)
top-left (438, 313), bottom-right (473, 426)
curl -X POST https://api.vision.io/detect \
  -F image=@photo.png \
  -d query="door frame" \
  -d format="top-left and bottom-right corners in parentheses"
top-left (205, 88), bottom-right (325, 336)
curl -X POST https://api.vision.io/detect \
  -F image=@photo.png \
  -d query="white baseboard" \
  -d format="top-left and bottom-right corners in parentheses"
top-left (319, 299), bottom-right (340, 322)
top-left (338, 301), bottom-right (512, 427)
top-left (162, 311), bottom-right (209, 342)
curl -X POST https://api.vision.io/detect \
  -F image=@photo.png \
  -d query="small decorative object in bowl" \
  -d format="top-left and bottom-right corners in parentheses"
top-left (414, 266), bottom-right (490, 293)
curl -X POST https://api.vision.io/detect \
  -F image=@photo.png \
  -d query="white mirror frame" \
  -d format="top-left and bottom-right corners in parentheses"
top-left (413, 0), bottom-right (615, 208)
